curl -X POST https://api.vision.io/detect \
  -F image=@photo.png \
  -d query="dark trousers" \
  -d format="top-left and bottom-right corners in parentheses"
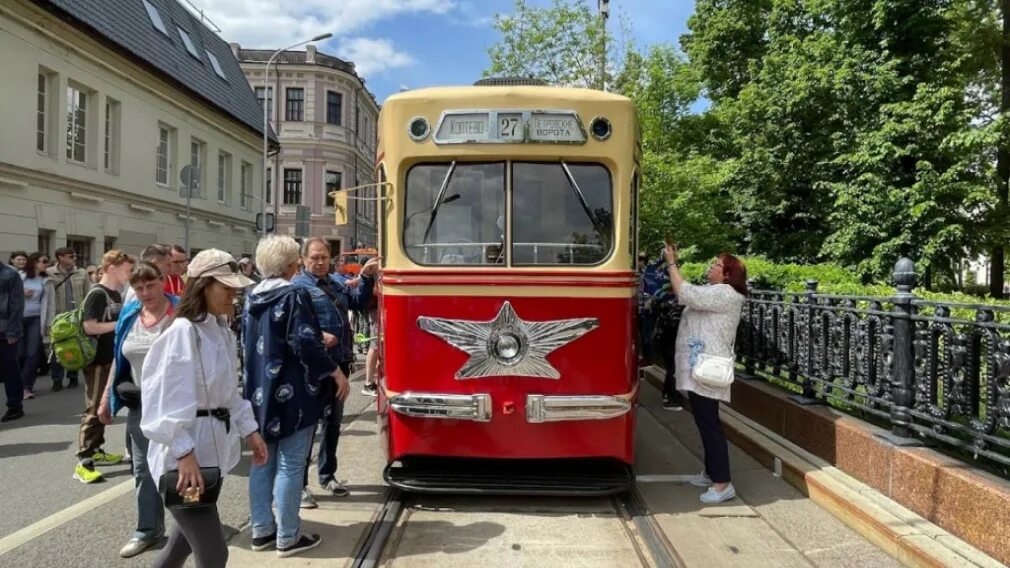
top-left (688, 391), bottom-right (731, 484)
top-left (1, 339), bottom-right (23, 409)
top-left (305, 362), bottom-right (349, 486)
top-left (77, 363), bottom-right (111, 460)
top-left (153, 503), bottom-right (228, 568)
top-left (659, 340), bottom-right (677, 397)
top-left (50, 352), bottom-right (79, 385)
top-left (18, 317), bottom-right (42, 390)
top-left (638, 312), bottom-right (656, 364)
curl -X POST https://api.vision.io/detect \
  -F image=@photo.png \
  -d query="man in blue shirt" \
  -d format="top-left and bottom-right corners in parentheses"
top-left (291, 237), bottom-right (378, 503)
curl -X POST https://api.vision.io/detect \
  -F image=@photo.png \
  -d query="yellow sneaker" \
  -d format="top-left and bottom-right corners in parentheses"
top-left (73, 462), bottom-right (104, 484)
top-left (91, 449), bottom-right (124, 465)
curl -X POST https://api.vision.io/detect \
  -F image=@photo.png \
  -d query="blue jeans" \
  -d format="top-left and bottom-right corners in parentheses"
top-left (128, 407), bottom-right (165, 542)
top-left (18, 317), bottom-right (42, 390)
top-left (249, 426), bottom-right (313, 548)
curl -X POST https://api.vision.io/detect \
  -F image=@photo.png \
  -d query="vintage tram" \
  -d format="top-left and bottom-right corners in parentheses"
top-left (335, 79), bottom-right (642, 495)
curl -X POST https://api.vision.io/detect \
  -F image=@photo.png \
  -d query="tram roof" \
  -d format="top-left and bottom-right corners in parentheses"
top-left (383, 85), bottom-right (634, 107)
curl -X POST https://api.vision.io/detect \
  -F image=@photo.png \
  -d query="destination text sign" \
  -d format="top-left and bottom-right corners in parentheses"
top-left (432, 110), bottom-right (586, 144)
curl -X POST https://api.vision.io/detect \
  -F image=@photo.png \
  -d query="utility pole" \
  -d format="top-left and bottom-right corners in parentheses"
top-left (598, 0), bottom-right (609, 91)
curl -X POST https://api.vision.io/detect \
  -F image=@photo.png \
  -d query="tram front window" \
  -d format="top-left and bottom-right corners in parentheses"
top-left (512, 162), bottom-right (613, 265)
top-left (404, 162), bottom-right (505, 265)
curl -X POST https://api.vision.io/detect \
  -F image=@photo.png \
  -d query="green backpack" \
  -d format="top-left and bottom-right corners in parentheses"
top-left (50, 287), bottom-right (108, 371)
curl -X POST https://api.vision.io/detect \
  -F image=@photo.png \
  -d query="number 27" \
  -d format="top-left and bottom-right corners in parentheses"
top-left (500, 118), bottom-right (519, 137)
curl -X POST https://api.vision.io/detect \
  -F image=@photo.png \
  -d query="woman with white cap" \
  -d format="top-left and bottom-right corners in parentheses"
top-left (140, 249), bottom-right (268, 568)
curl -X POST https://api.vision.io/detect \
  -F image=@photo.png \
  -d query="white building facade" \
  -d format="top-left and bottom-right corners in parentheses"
top-left (0, 0), bottom-right (274, 265)
top-left (234, 45), bottom-right (380, 254)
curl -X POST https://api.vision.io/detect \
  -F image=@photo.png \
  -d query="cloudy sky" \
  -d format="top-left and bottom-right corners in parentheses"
top-left (192, 0), bottom-right (695, 103)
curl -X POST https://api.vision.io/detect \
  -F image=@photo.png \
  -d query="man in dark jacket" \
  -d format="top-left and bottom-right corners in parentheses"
top-left (291, 237), bottom-right (378, 502)
top-left (1, 260), bottom-right (25, 422)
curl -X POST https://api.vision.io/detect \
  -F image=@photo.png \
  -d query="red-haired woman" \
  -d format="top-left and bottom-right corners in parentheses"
top-left (662, 245), bottom-right (747, 504)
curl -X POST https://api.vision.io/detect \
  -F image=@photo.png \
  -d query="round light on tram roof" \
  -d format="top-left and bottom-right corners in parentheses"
top-left (590, 116), bottom-right (612, 141)
top-left (408, 117), bottom-right (430, 141)
top-left (494, 333), bottom-right (521, 362)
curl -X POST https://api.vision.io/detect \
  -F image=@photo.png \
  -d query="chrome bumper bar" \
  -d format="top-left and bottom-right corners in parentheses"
top-left (525, 395), bottom-right (632, 423)
top-left (389, 392), bottom-right (492, 422)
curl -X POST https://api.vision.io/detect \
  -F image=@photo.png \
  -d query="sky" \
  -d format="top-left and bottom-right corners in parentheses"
top-left (189, 0), bottom-right (697, 104)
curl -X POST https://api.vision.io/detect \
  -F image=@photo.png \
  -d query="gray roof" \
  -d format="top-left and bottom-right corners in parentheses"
top-left (34, 0), bottom-right (275, 142)
top-left (238, 48), bottom-right (379, 107)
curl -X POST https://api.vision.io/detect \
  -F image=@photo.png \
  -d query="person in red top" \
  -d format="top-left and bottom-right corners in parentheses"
top-left (164, 245), bottom-right (187, 296)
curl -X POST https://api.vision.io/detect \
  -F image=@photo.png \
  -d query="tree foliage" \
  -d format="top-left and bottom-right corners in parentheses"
top-left (484, 0), bottom-right (1010, 294)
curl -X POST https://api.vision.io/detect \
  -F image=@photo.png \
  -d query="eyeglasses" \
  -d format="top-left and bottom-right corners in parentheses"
top-left (196, 261), bottom-right (239, 278)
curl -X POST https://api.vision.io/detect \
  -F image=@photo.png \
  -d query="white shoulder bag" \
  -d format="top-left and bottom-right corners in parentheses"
top-left (691, 347), bottom-right (736, 389)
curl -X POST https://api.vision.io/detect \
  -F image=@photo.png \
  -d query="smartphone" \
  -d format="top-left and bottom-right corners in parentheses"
top-left (664, 232), bottom-right (675, 248)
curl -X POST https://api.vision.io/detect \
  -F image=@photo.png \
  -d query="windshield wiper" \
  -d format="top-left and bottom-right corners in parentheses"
top-left (421, 160), bottom-right (457, 245)
top-left (560, 160), bottom-right (603, 234)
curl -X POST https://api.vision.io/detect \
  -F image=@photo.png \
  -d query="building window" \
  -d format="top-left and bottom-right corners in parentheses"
top-left (66, 86), bottom-right (87, 163)
top-left (189, 138), bottom-right (205, 196)
top-left (177, 27), bottom-right (200, 60)
top-left (104, 98), bottom-right (121, 173)
top-left (217, 151), bottom-right (231, 204)
top-left (240, 161), bottom-right (252, 209)
top-left (285, 88), bottom-right (304, 121)
top-left (38, 231), bottom-right (53, 256)
top-left (156, 125), bottom-right (172, 186)
top-left (37, 72), bottom-right (48, 153)
top-left (141, 0), bottom-right (168, 35)
top-left (206, 50), bottom-right (226, 80)
top-left (283, 168), bottom-right (302, 205)
top-left (266, 167), bottom-right (272, 204)
top-left (103, 237), bottom-right (117, 252)
top-left (325, 171), bottom-right (342, 207)
top-left (66, 236), bottom-right (92, 268)
top-left (326, 91), bottom-right (342, 125)
top-left (255, 86), bottom-right (273, 119)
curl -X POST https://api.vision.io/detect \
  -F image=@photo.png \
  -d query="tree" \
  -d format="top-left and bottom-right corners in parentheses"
top-left (485, 0), bottom-right (625, 88)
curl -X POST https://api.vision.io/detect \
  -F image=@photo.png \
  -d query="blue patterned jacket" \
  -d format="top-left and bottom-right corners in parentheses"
top-left (243, 280), bottom-right (337, 441)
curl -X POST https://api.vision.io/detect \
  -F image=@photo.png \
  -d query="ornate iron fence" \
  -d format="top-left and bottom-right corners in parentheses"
top-left (737, 258), bottom-right (1010, 469)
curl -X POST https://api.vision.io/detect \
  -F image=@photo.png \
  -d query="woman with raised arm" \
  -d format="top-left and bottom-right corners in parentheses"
top-left (663, 243), bottom-right (747, 504)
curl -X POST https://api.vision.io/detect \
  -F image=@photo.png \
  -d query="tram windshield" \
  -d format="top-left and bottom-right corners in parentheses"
top-left (403, 161), bottom-right (613, 266)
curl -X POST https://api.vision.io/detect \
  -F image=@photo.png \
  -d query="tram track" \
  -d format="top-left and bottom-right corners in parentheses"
top-left (351, 486), bottom-right (683, 567)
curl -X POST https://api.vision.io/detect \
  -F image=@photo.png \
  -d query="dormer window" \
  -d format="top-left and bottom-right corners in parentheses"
top-left (177, 26), bottom-right (200, 60)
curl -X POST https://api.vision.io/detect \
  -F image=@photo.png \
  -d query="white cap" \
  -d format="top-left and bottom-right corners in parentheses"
top-left (187, 249), bottom-right (254, 289)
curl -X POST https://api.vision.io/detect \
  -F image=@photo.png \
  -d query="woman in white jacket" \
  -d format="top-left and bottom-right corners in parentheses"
top-left (141, 250), bottom-right (268, 568)
top-left (663, 244), bottom-right (747, 505)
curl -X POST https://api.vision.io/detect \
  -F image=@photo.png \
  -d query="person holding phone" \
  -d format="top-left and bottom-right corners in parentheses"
top-left (663, 241), bottom-right (747, 504)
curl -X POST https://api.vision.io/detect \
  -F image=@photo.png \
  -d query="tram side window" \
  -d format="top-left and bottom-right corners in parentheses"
top-left (403, 162), bottom-right (505, 265)
top-left (512, 162), bottom-right (613, 265)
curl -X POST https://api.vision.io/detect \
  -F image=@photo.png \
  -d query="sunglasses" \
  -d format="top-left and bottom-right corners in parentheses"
top-left (196, 261), bottom-right (239, 278)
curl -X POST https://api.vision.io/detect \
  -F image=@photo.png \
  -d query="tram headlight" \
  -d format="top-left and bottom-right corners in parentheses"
top-left (408, 117), bottom-right (430, 141)
top-left (493, 333), bottom-right (521, 361)
top-left (590, 116), bottom-right (612, 141)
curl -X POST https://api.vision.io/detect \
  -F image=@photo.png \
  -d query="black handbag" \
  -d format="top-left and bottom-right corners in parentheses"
top-left (158, 326), bottom-right (224, 511)
top-left (159, 466), bottom-right (222, 509)
top-left (115, 380), bottom-right (141, 409)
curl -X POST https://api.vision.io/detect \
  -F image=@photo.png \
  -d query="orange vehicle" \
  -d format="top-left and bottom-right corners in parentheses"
top-left (339, 247), bottom-right (378, 276)
top-left (333, 80), bottom-right (641, 495)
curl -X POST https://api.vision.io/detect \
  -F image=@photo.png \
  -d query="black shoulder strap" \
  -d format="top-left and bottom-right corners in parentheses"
top-left (54, 271), bottom-right (74, 290)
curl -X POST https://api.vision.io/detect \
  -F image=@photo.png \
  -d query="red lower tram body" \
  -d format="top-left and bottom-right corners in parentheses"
top-left (376, 276), bottom-right (638, 495)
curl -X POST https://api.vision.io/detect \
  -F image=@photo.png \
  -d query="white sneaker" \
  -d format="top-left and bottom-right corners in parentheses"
top-left (299, 488), bottom-right (318, 509)
top-left (699, 483), bottom-right (736, 504)
top-left (688, 471), bottom-right (712, 488)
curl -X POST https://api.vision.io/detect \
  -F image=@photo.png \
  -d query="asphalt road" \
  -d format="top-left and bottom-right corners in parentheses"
top-left (0, 367), bottom-right (375, 568)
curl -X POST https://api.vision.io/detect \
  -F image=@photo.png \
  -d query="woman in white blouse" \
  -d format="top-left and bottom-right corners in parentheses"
top-left (141, 250), bottom-right (268, 568)
top-left (663, 244), bottom-right (747, 504)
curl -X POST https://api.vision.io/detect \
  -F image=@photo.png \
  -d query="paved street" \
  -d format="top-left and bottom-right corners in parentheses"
top-left (0, 368), bottom-right (379, 567)
top-left (0, 366), bottom-right (904, 568)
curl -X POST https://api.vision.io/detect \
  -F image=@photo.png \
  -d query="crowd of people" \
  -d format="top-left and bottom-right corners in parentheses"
top-left (0, 236), bottom-right (381, 565)
top-left (0, 231), bottom-right (750, 565)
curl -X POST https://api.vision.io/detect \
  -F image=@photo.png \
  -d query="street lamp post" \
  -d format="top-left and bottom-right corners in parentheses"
top-left (598, 0), bottom-right (609, 91)
top-left (261, 33), bottom-right (333, 238)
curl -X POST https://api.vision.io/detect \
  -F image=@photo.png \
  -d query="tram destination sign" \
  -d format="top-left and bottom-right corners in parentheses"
top-left (432, 110), bottom-right (587, 145)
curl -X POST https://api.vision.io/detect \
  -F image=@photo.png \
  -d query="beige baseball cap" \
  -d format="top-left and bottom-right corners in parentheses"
top-left (187, 249), bottom-right (254, 289)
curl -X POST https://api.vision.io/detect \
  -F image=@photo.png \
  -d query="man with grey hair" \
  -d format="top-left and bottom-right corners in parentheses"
top-left (291, 236), bottom-right (379, 504)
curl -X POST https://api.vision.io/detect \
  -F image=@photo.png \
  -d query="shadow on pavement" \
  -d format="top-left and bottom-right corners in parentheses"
top-left (0, 440), bottom-right (72, 458)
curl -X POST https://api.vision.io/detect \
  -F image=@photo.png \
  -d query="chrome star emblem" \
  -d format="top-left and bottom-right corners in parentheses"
top-left (417, 301), bottom-right (599, 379)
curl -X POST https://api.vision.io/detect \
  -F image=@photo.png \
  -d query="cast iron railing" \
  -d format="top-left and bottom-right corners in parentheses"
top-left (737, 258), bottom-right (1010, 469)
